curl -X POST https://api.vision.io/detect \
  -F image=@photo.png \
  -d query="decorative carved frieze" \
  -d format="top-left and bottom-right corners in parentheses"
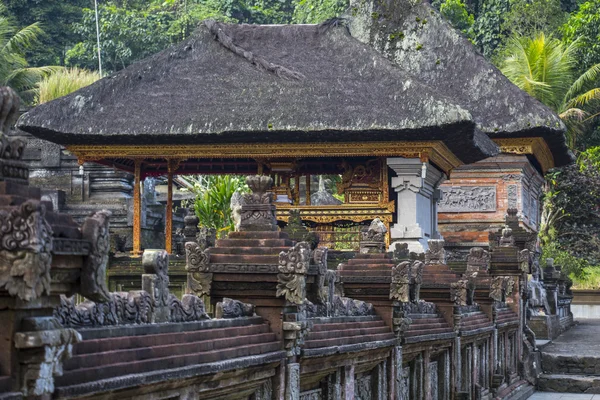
top-left (490, 277), bottom-right (515, 303)
top-left (466, 247), bottom-right (490, 275)
top-left (185, 241), bottom-right (212, 297)
top-left (51, 238), bottom-right (91, 255)
top-left (390, 260), bottom-right (423, 302)
top-left (277, 242), bottom-right (311, 304)
top-left (80, 210), bottom-right (112, 302)
top-left (507, 185), bottom-right (518, 209)
top-left (438, 186), bottom-right (496, 212)
top-left (0, 200), bottom-right (52, 301)
top-left (518, 249), bottom-right (531, 273)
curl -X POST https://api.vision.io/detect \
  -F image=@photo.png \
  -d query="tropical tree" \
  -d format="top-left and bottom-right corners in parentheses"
top-left (182, 175), bottom-right (248, 237)
top-left (499, 33), bottom-right (600, 149)
top-left (37, 67), bottom-right (101, 104)
top-left (0, 5), bottom-right (59, 102)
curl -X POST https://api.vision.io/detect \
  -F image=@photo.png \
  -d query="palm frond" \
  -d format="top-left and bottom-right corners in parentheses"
top-left (1, 22), bottom-right (43, 57)
top-left (565, 88), bottom-right (600, 109)
top-left (564, 63), bottom-right (600, 105)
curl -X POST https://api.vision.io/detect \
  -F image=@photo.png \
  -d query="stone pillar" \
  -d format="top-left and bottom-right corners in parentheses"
top-left (387, 158), bottom-right (445, 253)
top-left (285, 362), bottom-right (300, 400)
top-left (342, 364), bottom-right (355, 400)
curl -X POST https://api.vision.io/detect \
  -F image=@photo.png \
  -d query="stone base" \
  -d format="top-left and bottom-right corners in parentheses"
top-left (529, 315), bottom-right (561, 340)
top-left (390, 239), bottom-right (426, 254)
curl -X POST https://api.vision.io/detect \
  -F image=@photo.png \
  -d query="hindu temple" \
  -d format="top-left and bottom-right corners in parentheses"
top-left (0, 0), bottom-right (578, 397)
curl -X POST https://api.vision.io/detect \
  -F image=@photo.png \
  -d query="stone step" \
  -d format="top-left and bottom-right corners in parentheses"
top-left (338, 264), bottom-right (394, 272)
top-left (74, 323), bottom-right (271, 354)
top-left (346, 258), bottom-right (395, 265)
top-left (354, 254), bottom-right (390, 260)
top-left (56, 341), bottom-right (282, 386)
top-left (65, 332), bottom-right (277, 370)
top-left (306, 326), bottom-right (390, 341)
top-left (209, 246), bottom-right (291, 255)
top-left (309, 320), bottom-right (385, 332)
top-left (537, 373), bottom-right (600, 393)
top-left (228, 231), bottom-right (290, 239)
top-left (216, 238), bottom-right (294, 248)
top-left (405, 327), bottom-right (453, 337)
top-left (541, 353), bottom-right (600, 375)
top-left (209, 254), bottom-right (279, 265)
top-left (337, 269), bottom-right (391, 277)
top-left (304, 332), bottom-right (394, 349)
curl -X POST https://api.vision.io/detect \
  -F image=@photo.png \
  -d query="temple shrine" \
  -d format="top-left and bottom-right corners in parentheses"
top-left (0, 0), bottom-right (579, 397)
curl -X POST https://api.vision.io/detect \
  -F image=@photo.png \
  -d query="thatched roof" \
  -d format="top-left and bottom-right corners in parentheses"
top-left (347, 0), bottom-right (572, 166)
top-left (18, 22), bottom-right (498, 165)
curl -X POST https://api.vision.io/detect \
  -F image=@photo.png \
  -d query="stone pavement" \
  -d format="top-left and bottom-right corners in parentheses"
top-left (537, 319), bottom-right (600, 393)
top-left (529, 393), bottom-right (600, 399)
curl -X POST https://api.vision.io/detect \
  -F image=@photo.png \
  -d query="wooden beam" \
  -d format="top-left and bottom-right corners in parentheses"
top-left (132, 159), bottom-right (143, 257)
top-left (165, 160), bottom-right (176, 254)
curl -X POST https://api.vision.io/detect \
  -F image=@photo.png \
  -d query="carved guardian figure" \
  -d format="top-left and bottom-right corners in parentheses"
top-left (277, 242), bottom-right (311, 304)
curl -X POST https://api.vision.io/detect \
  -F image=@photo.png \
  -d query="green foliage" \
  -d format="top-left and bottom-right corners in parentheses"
top-left (472, 0), bottom-right (509, 57)
top-left (66, 3), bottom-right (175, 73)
top-left (292, 0), bottom-right (348, 23)
top-left (0, 4), bottom-right (60, 102)
top-left (440, 0), bottom-right (475, 34)
top-left (190, 175), bottom-right (248, 237)
top-left (570, 265), bottom-right (600, 289)
top-left (37, 68), bottom-right (100, 104)
top-left (1, 0), bottom-right (89, 66)
top-left (539, 147), bottom-right (600, 275)
top-left (542, 241), bottom-right (591, 277)
top-left (499, 33), bottom-right (600, 148)
top-left (500, 0), bottom-right (567, 39)
top-left (563, 0), bottom-right (600, 74)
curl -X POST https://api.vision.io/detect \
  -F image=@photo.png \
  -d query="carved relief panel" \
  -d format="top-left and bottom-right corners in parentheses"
top-left (438, 186), bottom-right (496, 212)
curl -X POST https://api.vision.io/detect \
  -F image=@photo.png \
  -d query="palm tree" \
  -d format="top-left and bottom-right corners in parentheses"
top-left (0, 5), bottom-right (60, 103)
top-left (500, 32), bottom-right (600, 149)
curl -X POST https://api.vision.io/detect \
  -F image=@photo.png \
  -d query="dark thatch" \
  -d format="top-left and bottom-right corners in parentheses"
top-left (346, 0), bottom-right (572, 166)
top-left (18, 22), bottom-right (498, 165)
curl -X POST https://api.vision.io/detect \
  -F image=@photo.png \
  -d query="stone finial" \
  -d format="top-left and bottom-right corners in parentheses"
top-left (282, 209), bottom-right (319, 249)
top-left (390, 261), bottom-right (411, 302)
top-left (142, 249), bottom-right (170, 322)
top-left (185, 241), bottom-right (211, 297)
top-left (505, 208), bottom-right (519, 228)
top-left (80, 210), bottom-right (112, 302)
top-left (359, 218), bottom-right (387, 254)
top-left (499, 225), bottom-right (515, 247)
top-left (183, 208), bottom-right (200, 243)
top-left (238, 175), bottom-right (277, 231)
top-left (451, 279), bottom-right (469, 306)
top-left (425, 239), bottom-right (446, 264)
top-left (392, 242), bottom-right (409, 261)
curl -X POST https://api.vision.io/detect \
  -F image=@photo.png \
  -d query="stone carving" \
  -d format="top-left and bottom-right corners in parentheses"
top-left (299, 389), bottom-right (321, 400)
top-left (507, 185), bottom-right (518, 209)
top-left (230, 191), bottom-right (244, 231)
top-left (522, 187), bottom-right (530, 218)
top-left (399, 300), bottom-right (437, 315)
top-left (390, 260), bottom-right (423, 302)
top-left (239, 175), bottom-right (277, 231)
top-left (451, 279), bottom-right (469, 306)
top-left (14, 317), bottom-right (81, 397)
top-left (169, 294), bottom-right (210, 322)
top-left (466, 247), bottom-right (490, 275)
top-left (499, 225), bottom-right (515, 247)
top-left (142, 249), bottom-right (170, 322)
top-left (425, 239), bottom-right (446, 264)
top-left (254, 380), bottom-right (273, 400)
top-left (197, 226), bottom-right (216, 250)
top-left (80, 210), bottom-right (111, 302)
top-left (283, 209), bottom-right (319, 249)
top-left (332, 295), bottom-right (375, 317)
top-left (359, 218), bottom-right (387, 254)
top-left (531, 195), bottom-right (539, 227)
top-left (438, 186), bottom-right (496, 212)
top-left (518, 249), bottom-right (531, 273)
top-left (0, 86), bottom-right (20, 134)
top-left (355, 375), bottom-right (372, 400)
top-left (0, 200), bottom-right (52, 301)
top-left (390, 261), bottom-right (411, 302)
top-left (502, 174), bottom-right (522, 181)
top-left (308, 246), bottom-right (328, 305)
top-left (392, 242), bottom-right (409, 261)
top-left (55, 292), bottom-right (154, 327)
top-left (490, 277), bottom-right (515, 302)
top-left (185, 241), bottom-right (212, 297)
top-left (277, 242), bottom-right (311, 304)
top-left (311, 176), bottom-right (342, 205)
top-left (183, 208), bottom-right (200, 242)
top-left (215, 297), bottom-right (255, 318)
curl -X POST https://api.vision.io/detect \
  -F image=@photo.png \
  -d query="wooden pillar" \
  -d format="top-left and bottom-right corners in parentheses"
top-left (132, 159), bottom-right (143, 257)
top-left (165, 160), bottom-right (175, 254)
top-left (305, 174), bottom-right (311, 205)
top-left (294, 175), bottom-right (300, 205)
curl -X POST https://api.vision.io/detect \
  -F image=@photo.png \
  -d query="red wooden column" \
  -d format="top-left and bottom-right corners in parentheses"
top-left (132, 159), bottom-right (143, 257)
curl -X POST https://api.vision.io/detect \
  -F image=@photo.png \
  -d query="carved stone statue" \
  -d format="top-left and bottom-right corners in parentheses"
top-left (451, 279), bottom-right (469, 306)
top-left (277, 242), bottom-right (311, 304)
top-left (390, 261), bottom-right (411, 302)
top-left (230, 191), bottom-right (244, 231)
top-left (80, 210), bottom-right (112, 302)
top-left (425, 239), bottom-right (446, 265)
top-left (185, 241), bottom-right (212, 297)
top-left (466, 247), bottom-right (490, 276)
top-left (499, 225), bottom-right (515, 247)
top-left (392, 242), bottom-right (409, 261)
